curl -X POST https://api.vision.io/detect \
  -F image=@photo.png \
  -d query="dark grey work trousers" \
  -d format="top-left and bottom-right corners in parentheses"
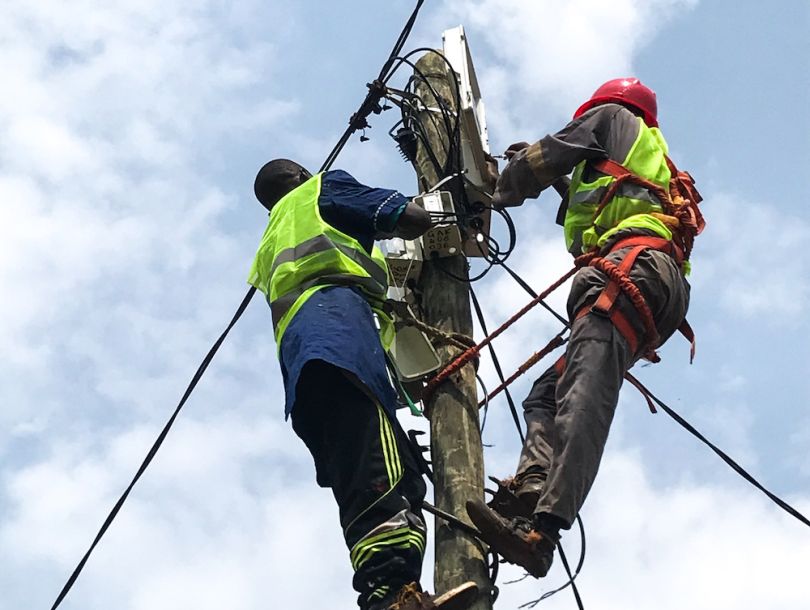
top-left (516, 246), bottom-right (690, 528)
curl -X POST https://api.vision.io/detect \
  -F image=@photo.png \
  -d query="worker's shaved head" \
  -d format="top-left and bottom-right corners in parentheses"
top-left (254, 158), bottom-right (312, 211)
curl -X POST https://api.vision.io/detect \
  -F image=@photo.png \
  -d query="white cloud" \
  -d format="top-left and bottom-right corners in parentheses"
top-left (0, 411), bottom-right (357, 610)
top-left (432, 0), bottom-right (699, 141)
top-left (484, 449), bottom-right (810, 610)
top-left (691, 193), bottom-right (810, 320)
top-left (6, 423), bottom-right (807, 610)
top-left (0, 0), bottom-right (296, 421)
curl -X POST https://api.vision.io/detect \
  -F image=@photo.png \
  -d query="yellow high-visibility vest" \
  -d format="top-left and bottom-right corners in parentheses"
top-left (248, 173), bottom-right (394, 350)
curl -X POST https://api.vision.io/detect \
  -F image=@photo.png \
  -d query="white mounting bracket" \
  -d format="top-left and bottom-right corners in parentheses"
top-left (442, 25), bottom-right (492, 257)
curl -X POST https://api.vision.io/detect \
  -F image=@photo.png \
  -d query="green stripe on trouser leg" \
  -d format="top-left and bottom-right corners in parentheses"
top-left (351, 521), bottom-right (427, 570)
top-left (290, 363), bottom-right (427, 609)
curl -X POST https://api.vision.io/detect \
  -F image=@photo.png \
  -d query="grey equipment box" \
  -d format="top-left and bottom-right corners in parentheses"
top-left (388, 309), bottom-right (442, 383)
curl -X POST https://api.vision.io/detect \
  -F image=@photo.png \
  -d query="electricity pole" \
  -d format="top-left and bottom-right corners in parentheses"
top-left (412, 51), bottom-right (493, 610)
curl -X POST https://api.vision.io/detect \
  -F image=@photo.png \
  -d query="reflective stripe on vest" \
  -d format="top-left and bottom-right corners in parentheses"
top-left (247, 172), bottom-right (392, 348)
top-left (269, 234), bottom-right (389, 288)
top-left (565, 117), bottom-right (672, 254)
top-left (569, 181), bottom-right (663, 207)
top-left (270, 273), bottom-right (386, 328)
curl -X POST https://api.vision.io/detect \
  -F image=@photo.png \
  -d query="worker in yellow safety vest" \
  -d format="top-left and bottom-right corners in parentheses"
top-left (249, 159), bottom-right (479, 610)
top-left (466, 78), bottom-right (702, 578)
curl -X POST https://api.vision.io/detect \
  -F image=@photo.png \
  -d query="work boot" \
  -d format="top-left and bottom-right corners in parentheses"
top-left (466, 498), bottom-right (557, 578)
top-left (485, 472), bottom-right (544, 521)
top-left (367, 581), bottom-right (478, 610)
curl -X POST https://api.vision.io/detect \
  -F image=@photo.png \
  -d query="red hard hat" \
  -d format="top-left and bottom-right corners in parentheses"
top-left (574, 77), bottom-right (658, 128)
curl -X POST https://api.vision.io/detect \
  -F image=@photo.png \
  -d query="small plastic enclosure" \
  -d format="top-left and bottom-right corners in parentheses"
top-left (382, 237), bottom-right (423, 287)
top-left (388, 308), bottom-right (442, 383)
top-left (442, 25), bottom-right (492, 257)
top-left (416, 191), bottom-right (464, 258)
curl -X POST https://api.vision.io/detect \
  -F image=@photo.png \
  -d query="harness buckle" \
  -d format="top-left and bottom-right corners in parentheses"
top-left (589, 303), bottom-right (612, 318)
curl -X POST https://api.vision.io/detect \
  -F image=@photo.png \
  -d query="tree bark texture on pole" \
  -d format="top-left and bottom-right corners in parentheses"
top-left (411, 51), bottom-right (493, 610)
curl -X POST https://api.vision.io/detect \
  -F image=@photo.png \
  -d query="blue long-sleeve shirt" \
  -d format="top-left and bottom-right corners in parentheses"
top-left (276, 170), bottom-right (408, 418)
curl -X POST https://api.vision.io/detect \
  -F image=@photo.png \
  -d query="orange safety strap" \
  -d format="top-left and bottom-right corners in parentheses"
top-left (591, 158), bottom-right (673, 220)
top-left (553, 355), bottom-right (566, 376)
top-left (578, 248), bottom-right (660, 360)
top-left (575, 235), bottom-right (698, 365)
top-left (576, 234), bottom-right (685, 361)
top-left (679, 319), bottom-right (696, 364)
top-left (592, 156), bottom-right (705, 260)
top-left (592, 244), bottom-right (647, 314)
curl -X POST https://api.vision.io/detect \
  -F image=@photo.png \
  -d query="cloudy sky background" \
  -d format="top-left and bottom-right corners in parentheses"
top-left (2, 1), bottom-right (809, 609)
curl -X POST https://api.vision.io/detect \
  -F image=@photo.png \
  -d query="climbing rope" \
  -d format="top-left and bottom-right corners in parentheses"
top-left (423, 262), bottom-right (583, 398)
top-left (393, 307), bottom-right (476, 353)
top-left (479, 331), bottom-right (567, 407)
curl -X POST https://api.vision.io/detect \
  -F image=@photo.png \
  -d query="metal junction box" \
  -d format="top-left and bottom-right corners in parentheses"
top-left (382, 237), bottom-right (424, 287)
top-left (416, 191), bottom-right (464, 258)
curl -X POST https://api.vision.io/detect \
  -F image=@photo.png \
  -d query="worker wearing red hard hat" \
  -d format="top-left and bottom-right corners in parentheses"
top-left (467, 78), bottom-right (704, 578)
top-left (574, 77), bottom-right (659, 127)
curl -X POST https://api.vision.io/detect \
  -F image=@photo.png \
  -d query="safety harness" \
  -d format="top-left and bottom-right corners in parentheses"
top-left (424, 156), bottom-right (705, 405)
top-left (572, 156), bottom-right (705, 364)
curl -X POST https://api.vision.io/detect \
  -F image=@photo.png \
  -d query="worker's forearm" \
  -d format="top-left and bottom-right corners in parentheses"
top-left (391, 202), bottom-right (431, 240)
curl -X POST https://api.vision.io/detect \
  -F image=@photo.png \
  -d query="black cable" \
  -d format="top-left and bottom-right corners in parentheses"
top-left (50, 287), bottom-right (257, 610)
top-left (398, 97), bottom-right (447, 176)
top-left (498, 260), bottom-right (571, 328)
top-left (50, 3), bottom-right (430, 607)
top-left (402, 69), bottom-right (457, 158)
top-left (556, 543), bottom-right (586, 610)
top-left (520, 515), bottom-right (587, 608)
top-left (468, 201), bottom-right (517, 266)
top-left (395, 48), bottom-right (463, 140)
top-left (377, 0), bottom-right (425, 82)
top-left (394, 48), bottom-right (464, 183)
top-left (469, 286), bottom-right (525, 444)
top-left (320, 0), bottom-right (427, 172)
top-left (477, 373), bottom-right (490, 434)
top-left (399, 70), bottom-right (461, 180)
top-left (631, 374), bottom-right (810, 529)
top-left (435, 252), bottom-right (495, 283)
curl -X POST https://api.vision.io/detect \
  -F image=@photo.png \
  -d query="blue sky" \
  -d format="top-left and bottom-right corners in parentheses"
top-left (2, 1), bottom-right (809, 609)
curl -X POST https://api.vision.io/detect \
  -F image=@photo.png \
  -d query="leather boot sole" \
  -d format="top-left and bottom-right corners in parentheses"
top-left (466, 498), bottom-right (553, 578)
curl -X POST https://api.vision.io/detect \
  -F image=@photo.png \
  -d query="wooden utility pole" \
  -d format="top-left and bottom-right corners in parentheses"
top-left (412, 52), bottom-right (493, 610)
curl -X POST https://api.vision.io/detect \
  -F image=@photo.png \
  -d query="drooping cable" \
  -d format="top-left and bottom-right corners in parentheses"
top-left (49, 287), bottom-right (256, 610)
top-left (520, 515), bottom-right (587, 608)
top-left (627, 372), bottom-right (810, 529)
top-left (469, 286), bottom-right (525, 444)
top-left (555, 543), bottom-right (586, 610)
top-left (49, 3), bottom-right (430, 607)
